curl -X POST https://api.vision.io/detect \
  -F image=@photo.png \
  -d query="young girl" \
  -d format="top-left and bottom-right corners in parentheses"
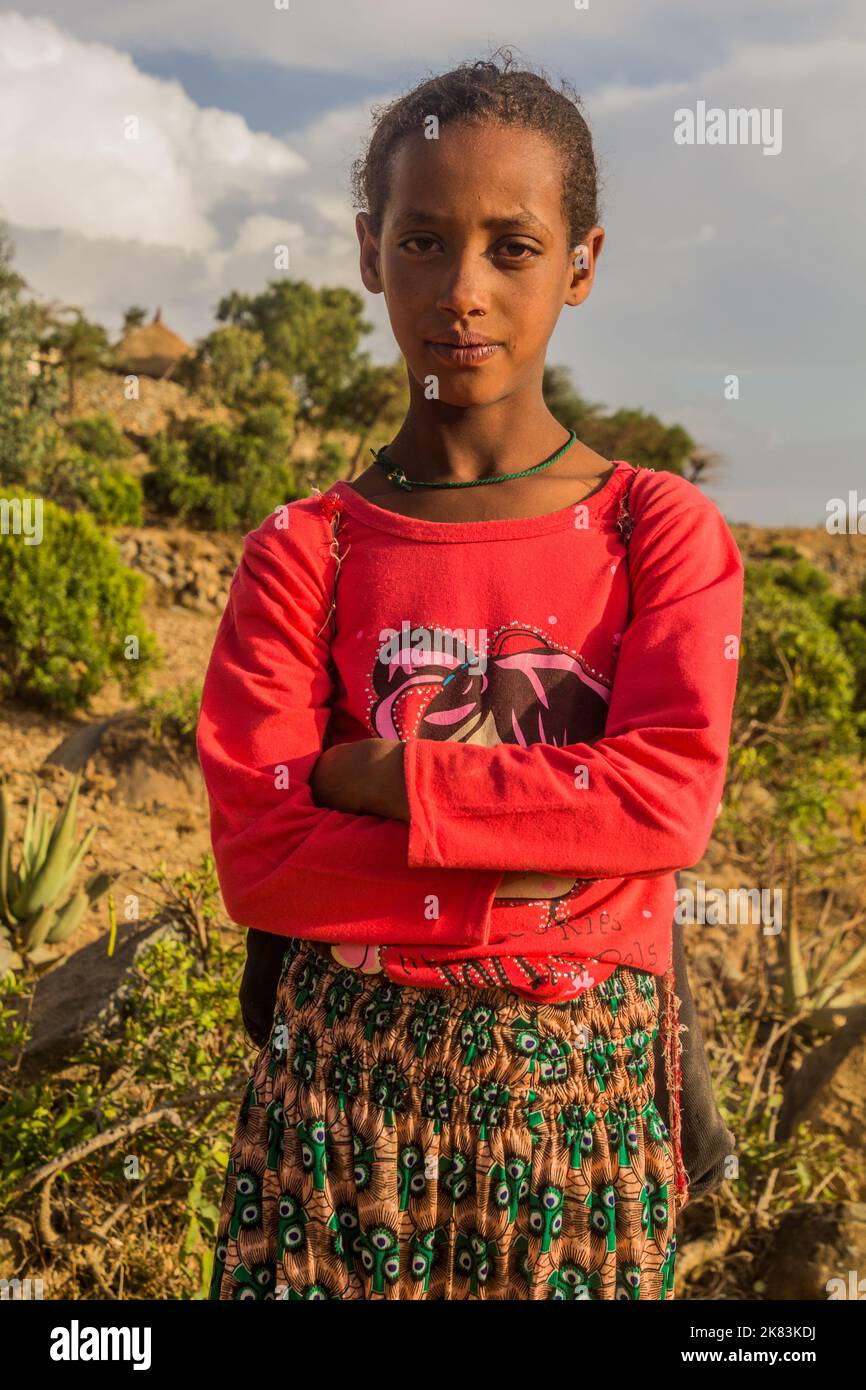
top-left (199, 51), bottom-right (743, 1301)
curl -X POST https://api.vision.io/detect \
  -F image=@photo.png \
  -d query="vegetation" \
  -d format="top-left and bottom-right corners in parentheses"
top-left (42, 308), bottom-right (112, 414)
top-left (542, 364), bottom-right (698, 476)
top-left (0, 771), bottom-right (110, 967)
top-left (122, 305), bottom-right (148, 331)
top-left (215, 280), bottom-right (371, 427)
top-left (177, 324), bottom-right (298, 418)
top-left (140, 680), bottom-right (202, 757)
top-left (144, 404), bottom-right (296, 530)
top-left (0, 489), bottom-right (159, 713)
top-left (0, 859), bottom-right (251, 1300)
top-left (0, 227), bottom-right (64, 489)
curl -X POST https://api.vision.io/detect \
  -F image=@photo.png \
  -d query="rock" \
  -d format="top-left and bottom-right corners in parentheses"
top-left (103, 521), bottom-right (243, 611)
top-left (43, 719), bottom-right (115, 773)
top-left (15, 917), bottom-right (187, 1077)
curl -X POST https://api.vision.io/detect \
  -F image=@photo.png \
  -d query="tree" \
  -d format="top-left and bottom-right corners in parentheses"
top-left (542, 363), bottom-right (699, 477)
top-left (42, 308), bottom-right (111, 413)
top-left (326, 360), bottom-right (409, 477)
top-left (0, 224), bottom-right (63, 487)
top-left (181, 324), bottom-right (266, 406)
top-left (122, 305), bottom-right (148, 331)
top-left (542, 364), bottom-right (605, 434)
top-left (215, 280), bottom-right (372, 432)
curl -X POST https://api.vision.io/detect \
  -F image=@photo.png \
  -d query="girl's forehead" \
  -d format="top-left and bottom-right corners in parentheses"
top-left (387, 125), bottom-right (563, 212)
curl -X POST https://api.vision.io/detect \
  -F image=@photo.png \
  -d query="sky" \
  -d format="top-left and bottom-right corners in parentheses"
top-left (1, 1), bottom-right (864, 525)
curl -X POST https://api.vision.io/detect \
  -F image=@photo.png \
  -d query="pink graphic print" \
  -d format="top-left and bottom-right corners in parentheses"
top-left (370, 624), bottom-right (611, 748)
top-left (331, 625), bottom-right (612, 971)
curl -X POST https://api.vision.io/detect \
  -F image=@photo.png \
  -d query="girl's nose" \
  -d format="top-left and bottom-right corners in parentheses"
top-left (434, 249), bottom-right (490, 319)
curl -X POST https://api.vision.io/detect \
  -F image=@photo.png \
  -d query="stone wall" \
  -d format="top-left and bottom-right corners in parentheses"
top-left (114, 527), bottom-right (241, 613)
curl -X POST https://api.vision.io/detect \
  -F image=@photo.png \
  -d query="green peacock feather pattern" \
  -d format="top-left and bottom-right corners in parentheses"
top-left (209, 947), bottom-right (680, 1300)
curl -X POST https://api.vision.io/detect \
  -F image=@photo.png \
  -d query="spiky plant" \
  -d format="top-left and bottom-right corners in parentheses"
top-left (0, 769), bottom-right (109, 963)
top-left (781, 911), bottom-right (866, 1031)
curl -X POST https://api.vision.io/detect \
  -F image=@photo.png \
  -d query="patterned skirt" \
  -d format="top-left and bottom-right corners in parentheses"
top-left (209, 938), bottom-right (681, 1301)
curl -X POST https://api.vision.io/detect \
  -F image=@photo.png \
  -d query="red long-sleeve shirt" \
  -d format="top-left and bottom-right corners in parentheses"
top-left (196, 461), bottom-right (744, 1002)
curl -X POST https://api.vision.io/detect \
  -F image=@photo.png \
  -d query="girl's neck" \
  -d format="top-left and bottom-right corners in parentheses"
top-left (382, 399), bottom-right (569, 486)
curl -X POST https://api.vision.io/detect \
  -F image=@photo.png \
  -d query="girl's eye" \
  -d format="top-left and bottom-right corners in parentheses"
top-left (499, 242), bottom-right (539, 260)
top-left (401, 237), bottom-right (438, 253)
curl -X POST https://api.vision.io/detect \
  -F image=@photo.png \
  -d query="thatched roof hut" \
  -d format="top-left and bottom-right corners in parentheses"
top-left (115, 308), bottom-right (194, 379)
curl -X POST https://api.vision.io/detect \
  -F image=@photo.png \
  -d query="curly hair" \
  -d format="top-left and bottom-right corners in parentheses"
top-left (348, 46), bottom-right (603, 256)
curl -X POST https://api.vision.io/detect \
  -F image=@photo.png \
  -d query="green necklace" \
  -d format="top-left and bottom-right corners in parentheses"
top-left (369, 428), bottom-right (578, 491)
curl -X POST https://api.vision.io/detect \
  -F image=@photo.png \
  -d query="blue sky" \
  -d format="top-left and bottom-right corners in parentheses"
top-left (2, 1), bottom-right (865, 525)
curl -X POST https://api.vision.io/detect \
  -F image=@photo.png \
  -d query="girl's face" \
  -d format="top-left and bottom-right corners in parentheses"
top-left (356, 120), bottom-right (603, 407)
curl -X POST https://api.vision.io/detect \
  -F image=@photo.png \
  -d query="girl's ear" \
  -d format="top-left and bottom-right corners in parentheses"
top-left (565, 226), bottom-right (605, 308)
top-left (356, 212), bottom-right (384, 294)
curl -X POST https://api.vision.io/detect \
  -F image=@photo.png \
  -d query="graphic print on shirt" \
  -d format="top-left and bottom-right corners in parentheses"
top-left (368, 623), bottom-right (612, 748)
top-left (369, 622), bottom-right (613, 928)
top-left (331, 623), bottom-right (615, 974)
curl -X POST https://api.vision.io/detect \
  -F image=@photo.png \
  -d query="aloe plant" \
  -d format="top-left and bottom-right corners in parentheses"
top-left (0, 770), bottom-right (109, 962)
top-left (781, 911), bottom-right (866, 1031)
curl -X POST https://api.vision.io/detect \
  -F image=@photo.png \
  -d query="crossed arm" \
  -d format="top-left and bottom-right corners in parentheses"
top-left (311, 738), bottom-right (576, 900)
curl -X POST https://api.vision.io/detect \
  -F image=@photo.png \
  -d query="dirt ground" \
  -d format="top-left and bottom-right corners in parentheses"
top-left (1, 592), bottom-right (223, 961)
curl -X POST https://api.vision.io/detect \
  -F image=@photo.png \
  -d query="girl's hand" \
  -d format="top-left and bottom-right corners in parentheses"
top-left (311, 741), bottom-right (578, 899)
top-left (495, 872), bottom-right (579, 899)
top-left (310, 739), bottom-right (409, 820)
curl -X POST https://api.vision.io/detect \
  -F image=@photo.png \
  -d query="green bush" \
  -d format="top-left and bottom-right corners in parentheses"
top-left (63, 413), bottom-right (132, 461)
top-left (0, 924), bottom-right (250, 1299)
top-left (43, 414), bottom-right (141, 524)
top-left (40, 446), bottom-right (144, 526)
top-left (302, 439), bottom-right (348, 492)
top-left (144, 404), bottom-right (296, 530)
top-left (4, 410), bottom-right (142, 526)
top-left (70, 452), bottom-right (143, 526)
top-left (831, 579), bottom-right (866, 727)
top-left (738, 562), bottom-right (860, 773)
top-left (140, 680), bottom-right (202, 755)
top-left (766, 541), bottom-right (803, 562)
top-left (0, 489), bottom-right (159, 713)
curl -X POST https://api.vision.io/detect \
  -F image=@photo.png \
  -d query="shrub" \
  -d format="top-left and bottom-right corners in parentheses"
top-left (0, 923), bottom-right (250, 1299)
top-left (41, 447), bottom-right (144, 526)
top-left (71, 453), bottom-right (143, 526)
top-left (766, 541), bottom-right (803, 562)
top-left (63, 413), bottom-right (132, 461)
top-left (144, 405), bottom-right (296, 530)
top-left (301, 439), bottom-right (348, 492)
top-left (140, 680), bottom-right (202, 756)
top-left (831, 579), bottom-right (866, 729)
top-left (0, 489), bottom-right (159, 713)
top-left (736, 562), bottom-right (860, 777)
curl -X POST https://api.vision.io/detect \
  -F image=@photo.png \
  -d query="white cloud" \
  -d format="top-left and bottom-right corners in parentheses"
top-left (0, 12), bottom-right (306, 251)
top-left (229, 214), bottom-right (305, 257)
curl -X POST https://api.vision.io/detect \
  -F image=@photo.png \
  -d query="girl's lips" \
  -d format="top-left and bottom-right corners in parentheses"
top-left (426, 341), bottom-right (502, 367)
